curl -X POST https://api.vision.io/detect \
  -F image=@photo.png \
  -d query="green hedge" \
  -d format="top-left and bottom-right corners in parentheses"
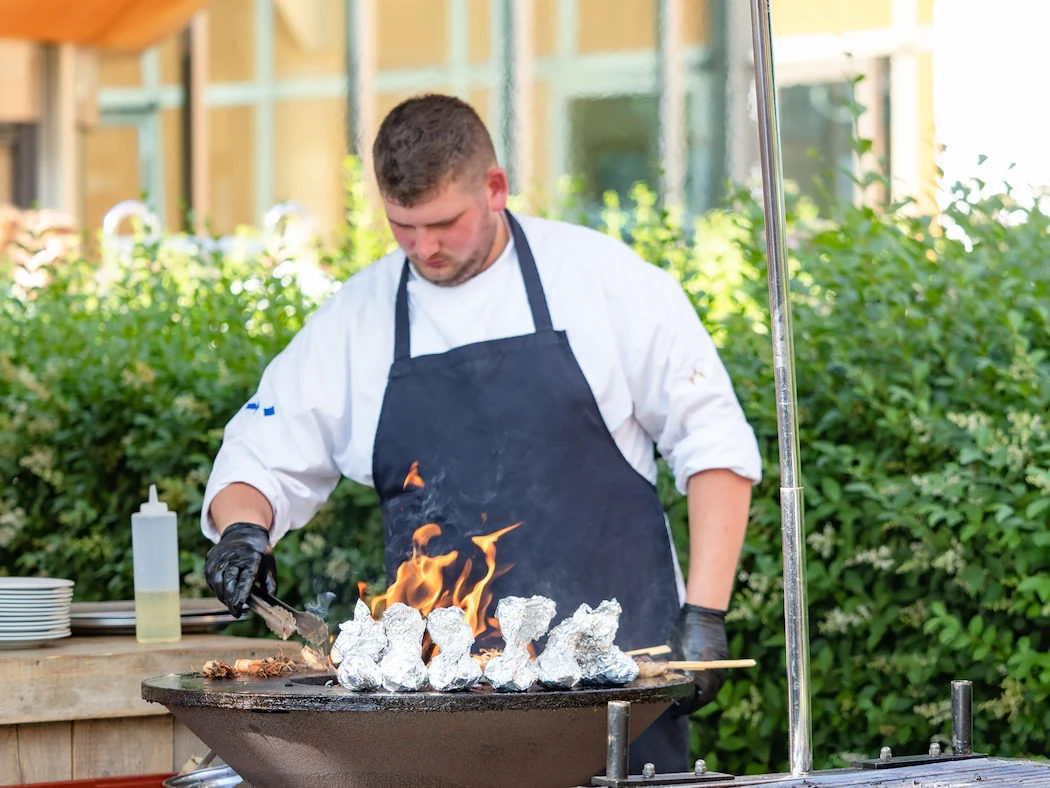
top-left (2, 162), bottom-right (1048, 774)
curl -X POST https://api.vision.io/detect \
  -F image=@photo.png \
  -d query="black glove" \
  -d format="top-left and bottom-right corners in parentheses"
top-left (204, 522), bottom-right (277, 618)
top-left (668, 603), bottom-right (729, 717)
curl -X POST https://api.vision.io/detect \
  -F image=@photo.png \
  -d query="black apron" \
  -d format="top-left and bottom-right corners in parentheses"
top-left (371, 211), bottom-right (689, 773)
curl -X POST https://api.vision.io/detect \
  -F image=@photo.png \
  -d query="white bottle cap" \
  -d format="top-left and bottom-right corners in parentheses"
top-left (138, 484), bottom-right (170, 515)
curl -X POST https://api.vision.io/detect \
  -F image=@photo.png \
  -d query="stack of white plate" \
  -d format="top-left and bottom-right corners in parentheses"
top-left (0, 577), bottom-right (74, 649)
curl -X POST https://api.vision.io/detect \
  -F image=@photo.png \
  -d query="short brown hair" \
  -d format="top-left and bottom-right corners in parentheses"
top-left (372, 94), bottom-right (497, 206)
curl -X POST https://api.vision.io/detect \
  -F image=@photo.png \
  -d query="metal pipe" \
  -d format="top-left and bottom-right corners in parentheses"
top-left (606, 700), bottom-right (630, 780)
top-left (747, 0), bottom-right (812, 776)
top-left (952, 680), bottom-right (973, 755)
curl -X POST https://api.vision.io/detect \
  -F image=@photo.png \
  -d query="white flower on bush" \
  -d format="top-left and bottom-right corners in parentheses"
top-left (1027, 468), bottom-right (1050, 495)
top-left (807, 524), bottom-right (836, 559)
top-left (931, 539), bottom-right (965, 576)
top-left (0, 506), bottom-right (27, 548)
top-left (722, 684), bottom-right (763, 725)
top-left (979, 678), bottom-right (1027, 723)
top-left (909, 413), bottom-right (932, 444)
top-left (324, 553), bottom-right (352, 584)
top-left (914, 698), bottom-right (952, 725)
top-left (846, 545), bottom-right (895, 571)
top-left (300, 532), bottom-right (326, 559)
top-left (818, 604), bottom-right (872, 634)
top-left (173, 394), bottom-right (211, 419)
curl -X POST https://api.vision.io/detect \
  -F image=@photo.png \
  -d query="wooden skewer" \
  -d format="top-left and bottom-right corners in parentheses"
top-left (625, 644), bottom-right (672, 656)
top-left (634, 657), bottom-right (756, 678)
top-left (666, 659), bottom-right (756, 670)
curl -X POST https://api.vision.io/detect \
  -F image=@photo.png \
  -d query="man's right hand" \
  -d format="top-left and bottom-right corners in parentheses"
top-left (204, 522), bottom-right (278, 617)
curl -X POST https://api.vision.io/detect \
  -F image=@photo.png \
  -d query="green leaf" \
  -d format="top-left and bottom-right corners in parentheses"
top-left (821, 477), bottom-right (843, 503)
top-left (1025, 498), bottom-right (1050, 520)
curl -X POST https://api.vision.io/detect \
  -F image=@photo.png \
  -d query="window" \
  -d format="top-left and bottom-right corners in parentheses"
top-left (779, 80), bottom-right (857, 213)
top-left (568, 94), bottom-right (660, 211)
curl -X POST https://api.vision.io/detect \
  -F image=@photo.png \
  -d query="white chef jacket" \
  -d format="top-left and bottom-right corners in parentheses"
top-left (201, 213), bottom-right (762, 546)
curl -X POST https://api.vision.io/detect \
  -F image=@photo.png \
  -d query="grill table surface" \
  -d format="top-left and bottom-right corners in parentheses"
top-left (577, 758), bottom-right (1050, 788)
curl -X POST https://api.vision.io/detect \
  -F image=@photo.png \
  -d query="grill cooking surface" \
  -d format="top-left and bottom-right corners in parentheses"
top-left (143, 670), bottom-right (693, 712)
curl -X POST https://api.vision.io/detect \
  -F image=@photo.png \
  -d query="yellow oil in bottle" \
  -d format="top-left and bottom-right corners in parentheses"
top-left (135, 589), bottom-right (182, 643)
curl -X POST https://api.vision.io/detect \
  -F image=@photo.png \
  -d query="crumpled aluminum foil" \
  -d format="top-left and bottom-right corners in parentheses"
top-left (337, 655), bottom-right (384, 691)
top-left (333, 599), bottom-right (388, 692)
top-left (379, 603), bottom-right (429, 692)
top-left (535, 615), bottom-right (583, 689)
top-left (426, 606), bottom-right (482, 692)
top-left (573, 599), bottom-right (639, 687)
top-left (484, 595), bottom-right (556, 692)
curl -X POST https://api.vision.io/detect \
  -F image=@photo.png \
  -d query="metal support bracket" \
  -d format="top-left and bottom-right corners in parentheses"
top-left (593, 700), bottom-right (734, 787)
top-left (851, 680), bottom-right (980, 771)
top-left (592, 772), bottom-right (736, 787)
top-left (851, 752), bottom-right (985, 771)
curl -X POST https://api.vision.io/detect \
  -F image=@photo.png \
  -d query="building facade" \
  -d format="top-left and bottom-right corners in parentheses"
top-left (0, 0), bottom-right (938, 241)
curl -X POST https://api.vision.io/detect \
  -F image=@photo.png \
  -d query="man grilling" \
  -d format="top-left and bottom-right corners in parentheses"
top-left (201, 94), bottom-right (761, 773)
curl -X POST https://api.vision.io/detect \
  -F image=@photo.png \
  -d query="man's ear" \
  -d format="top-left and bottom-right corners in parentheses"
top-left (485, 166), bottom-right (510, 212)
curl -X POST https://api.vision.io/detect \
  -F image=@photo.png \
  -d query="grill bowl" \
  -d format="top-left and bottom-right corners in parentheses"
top-left (143, 671), bottom-right (693, 788)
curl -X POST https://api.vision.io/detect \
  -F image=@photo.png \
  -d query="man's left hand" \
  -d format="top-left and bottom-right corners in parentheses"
top-left (668, 603), bottom-right (729, 717)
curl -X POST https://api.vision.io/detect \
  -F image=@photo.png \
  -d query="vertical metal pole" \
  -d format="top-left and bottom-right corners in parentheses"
top-left (606, 700), bottom-right (630, 780)
top-left (347, 0), bottom-right (377, 193)
top-left (657, 0), bottom-right (685, 207)
top-left (500, 0), bottom-right (534, 198)
top-left (951, 680), bottom-right (973, 756)
top-left (748, 0), bottom-right (812, 776)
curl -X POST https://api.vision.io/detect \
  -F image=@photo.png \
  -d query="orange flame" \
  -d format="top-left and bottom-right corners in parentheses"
top-left (359, 520), bottom-right (520, 643)
top-left (404, 461), bottom-right (425, 490)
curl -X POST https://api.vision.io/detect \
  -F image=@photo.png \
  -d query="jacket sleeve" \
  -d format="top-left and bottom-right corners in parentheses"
top-left (200, 301), bottom-right (349, 545)
top-left (610, 251), bottom-right (763, 495)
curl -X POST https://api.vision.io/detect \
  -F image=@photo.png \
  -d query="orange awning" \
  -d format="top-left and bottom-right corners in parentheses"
top-left (0, 0), bottom-right (212, 51)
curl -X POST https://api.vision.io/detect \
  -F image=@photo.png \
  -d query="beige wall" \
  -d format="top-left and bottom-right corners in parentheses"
top-left (98, 50), bottom-right (141, 88)
top-left (533, 0), bottom-right (557, 57)
top-left (0, 41), bottom-right (42, 123)
top-left (377, 0), bottom-right (448, 69)
top-left (917, 52), bottom-right (937, 211)
top-left (578, 0), bottom-right (657, 53)
top-left (274, 0), bottom-right (346, 79)
top-left (208, 105), bottom-right (255, 232)
top-left (773, 0), bottom-right (893, 35)
top-left (919, 0), bottom-right (936, 25)
top-left (468, 0), bottom-right (491, 63)
top-left (274, 97), bottom-right (347, 234)
top-left (209, 0), bottom-right (254, 82)
top-left (530, 78), bottom-right (550, 205)
top-left (0, 145), bottom-right (12, 206)
top-left (82, 125), bottom-right (140, 232)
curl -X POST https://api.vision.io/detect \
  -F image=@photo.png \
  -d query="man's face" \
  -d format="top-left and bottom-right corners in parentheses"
top-left (383, 167), bottom-right (509, 287)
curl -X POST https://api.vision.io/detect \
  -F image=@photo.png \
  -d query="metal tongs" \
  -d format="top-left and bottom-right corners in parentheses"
top-left (246, 589), bottom-right (329, 649)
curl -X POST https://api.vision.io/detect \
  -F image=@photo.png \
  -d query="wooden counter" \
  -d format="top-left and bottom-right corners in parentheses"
top-left (0, 634), bottom-right (283, 785)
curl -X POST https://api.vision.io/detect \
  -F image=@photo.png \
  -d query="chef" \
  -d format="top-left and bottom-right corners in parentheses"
top-left (201, 93), bottom-right (761, 772)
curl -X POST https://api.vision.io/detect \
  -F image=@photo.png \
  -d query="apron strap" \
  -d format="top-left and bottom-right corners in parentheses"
top-left (507, 211), bottom-right (554, 332)
top-left (393, 210), bottom-right (553, 361)
top-left (394, 261), bottom-right (412, 361)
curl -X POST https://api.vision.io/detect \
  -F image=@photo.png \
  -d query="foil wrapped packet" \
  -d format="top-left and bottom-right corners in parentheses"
top-left (574, 599), bottom-right (639, 687)
top-left (535, 616), bottom-right (583, 689)
top-left (380, 603), bottom-right (429, 692)
top-left (426, 606), bottom-right (482, 692)
top-left (333, 600), bottom-right (388, 692)
top-left (485, 595), bottom-right (556, 692)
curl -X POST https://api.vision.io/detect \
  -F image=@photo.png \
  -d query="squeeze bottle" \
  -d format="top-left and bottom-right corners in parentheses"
top-left (132, 484), bottom-right (182, 643)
